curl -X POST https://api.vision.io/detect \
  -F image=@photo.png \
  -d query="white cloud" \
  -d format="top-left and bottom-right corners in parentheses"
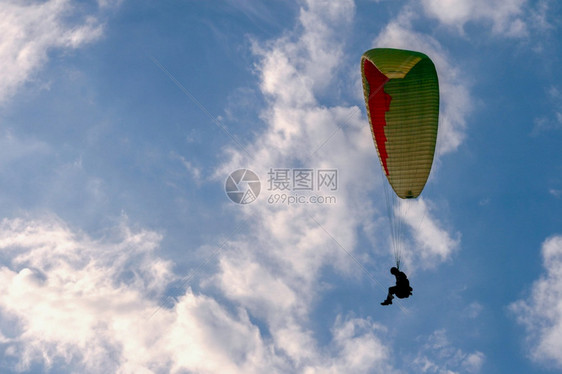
top-left (510, 235), bottom-right (562, 369)
top-left (0, 216), bottom-right (169, 372)
top-left (216, 0), bottom-right (373, 302)
top-left (527, 0), bottom-right (555, 34)
top-left (304, 316), bottom-right (397, 374)
top-left (0, 216), bottom-right (280, 373)
top-left (532, 86), bottom-right (562, 135)
top-left (412, 329), bottom-right (485, 373)
top-left (420, 0), bottom-right (528, 37)
top-left (0, 0), bottom-right (105, 103)
top-left (398, 198), bottom-right (460, 270)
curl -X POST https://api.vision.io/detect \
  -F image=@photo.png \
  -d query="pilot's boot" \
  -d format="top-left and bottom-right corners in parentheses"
top-left (381, 295), bottom-right (393, 305)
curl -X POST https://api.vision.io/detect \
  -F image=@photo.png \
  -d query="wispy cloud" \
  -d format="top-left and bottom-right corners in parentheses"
top-left (510, 235), bottom-right (562, 369)
top-left (532, 86), bottom-right (562, 135)
top-left (170, 151), bottom-right (202, 183)
top-left (0, 216), bottom-right (171, 372)
top-left (420, 0), bottom-right (528, 37)
top-left (420, 0), bottom-right (558, 42)
top-left (550, 189), bottom-right (562, 198)
top-left (0, 0), bottom-right (105, 103)
top-left (398, 198), bottom-right (460, 270)
top-left (412, 329), bottom-right (485, 373)
top-left (0, 129), bottom-right (50, 168)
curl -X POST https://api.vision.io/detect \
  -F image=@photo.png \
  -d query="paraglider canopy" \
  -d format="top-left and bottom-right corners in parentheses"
top-left (361, 48), bottom-right (439, 199)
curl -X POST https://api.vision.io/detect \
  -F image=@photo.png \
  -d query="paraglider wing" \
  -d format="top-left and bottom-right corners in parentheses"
top-left (361, 48), bottom-right (439, 199)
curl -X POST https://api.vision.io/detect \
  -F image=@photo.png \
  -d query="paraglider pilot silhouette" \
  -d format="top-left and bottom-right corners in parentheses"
top-left (381, 266), bottom-right (413, 306)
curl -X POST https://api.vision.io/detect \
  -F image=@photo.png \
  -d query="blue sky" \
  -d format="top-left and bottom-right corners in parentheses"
top-left (0, 0), bottom-right (561, 373)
